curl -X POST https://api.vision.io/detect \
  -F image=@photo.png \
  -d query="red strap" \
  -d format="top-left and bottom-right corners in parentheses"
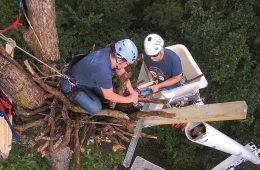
top-left (171, 123), bottom-right (187, 132)
top-left (0, 98), bottom-right (12, 118)
top-left (0, 12), bottom-right (23, 34)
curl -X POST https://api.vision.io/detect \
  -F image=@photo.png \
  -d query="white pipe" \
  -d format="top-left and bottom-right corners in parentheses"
top-left (185, 122), bottom-right (260, 165)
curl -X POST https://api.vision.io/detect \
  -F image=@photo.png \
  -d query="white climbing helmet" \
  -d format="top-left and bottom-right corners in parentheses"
top-left (144, 34), bottom-right (164, 56)
top-left (115, 39), bottom-right (138, 64)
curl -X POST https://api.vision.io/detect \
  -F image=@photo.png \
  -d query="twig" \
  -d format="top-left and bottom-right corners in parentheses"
top-left (16, 106), bottom-right (50, 117)
top-left (24, 59), bottom-right (36, 75)
top-left (44, 80), bottom-right (60, 87)
top-left (53, 105), bottom-right (72, 154)
top-left (87, 121), bottom-right (123, 127)
top-left (35, 74), bottom-right (61, 79)
top-left (80, 123), bottom-right (95, 146)
top-left (37, 141), bottom-right (50, 154)
top-left (71, 114), bottom-right (80, 170)
top-left (114, 127), bottom-right (157, 139)
top-left (49, 98), bottom-right (58, 151)
top-left (29, 60), bottom-right (48, 77)
top-left (15, 119), bottom-right (46, 132)
top-left (36, 136), bottom-right (59, 141)
top-left (113, 131), bottom-right (130, 143)
top-left (20, 114), bottom-right (45, 122)
top-left (109, 118), bottom-right (135, 132)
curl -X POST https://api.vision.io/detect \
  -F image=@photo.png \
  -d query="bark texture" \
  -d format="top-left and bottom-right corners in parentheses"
top-left (0, 46), bottom-right (45, 109)
top-left (23, 0), bottom-right (60, 74)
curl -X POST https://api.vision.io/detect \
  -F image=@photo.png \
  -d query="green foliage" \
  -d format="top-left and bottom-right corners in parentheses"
top-left (180, 0), bottom-right (260, 126)
top-left (80, 145), bottom-right (124, 170)
top-left (0, 144), bottom-right (49, 170)
top-left (80, 146), bottom-right (106, 170)
top-left (143, 0), bottom-right (184, 41)
top-left (102, 149), bottom-right (125, 170)
top-left (56, 0), bottom-right (139, 60)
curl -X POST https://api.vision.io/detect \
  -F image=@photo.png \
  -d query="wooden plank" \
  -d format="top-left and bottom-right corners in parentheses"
top-left (137, 81), bottom-right (154, 89)
top-left (0, 116), bottom-right (12, 159)
top-left (143, 101), bottom-right (247, 126)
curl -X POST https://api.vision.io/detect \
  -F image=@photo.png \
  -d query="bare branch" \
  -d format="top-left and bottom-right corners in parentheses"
top-left (15, 119), bottom-right (46, 133)
top-left (53, 105), bottom-right (72, 154)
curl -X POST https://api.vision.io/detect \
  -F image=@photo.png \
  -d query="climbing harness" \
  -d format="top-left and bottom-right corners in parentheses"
top-left (0, 110), bottom-right (20, 142)
top-left (0, 90), bottom-right (13, 118)
top-left (0, 89), bottom-right (20, 141)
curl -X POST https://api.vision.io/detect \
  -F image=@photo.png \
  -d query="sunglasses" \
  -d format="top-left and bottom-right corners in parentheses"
top-left (149, 52), bottom-right (160, 58)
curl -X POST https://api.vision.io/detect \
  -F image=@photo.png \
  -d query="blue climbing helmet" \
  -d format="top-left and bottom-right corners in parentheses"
top-left (115, 39), bottom-right (138, 64)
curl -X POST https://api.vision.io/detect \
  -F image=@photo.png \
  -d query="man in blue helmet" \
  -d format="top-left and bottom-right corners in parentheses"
top-left (61, 39), bottom-right (139, 115)
top-left (143, 34), bottom-right (183, 93)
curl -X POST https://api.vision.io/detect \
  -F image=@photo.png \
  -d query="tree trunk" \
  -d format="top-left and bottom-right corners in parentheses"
top-left (49, 147), bottom-right (72, 170)
top-left (0, 46), bottom-right (45, 109)
top-left (23, 0), bottom-right (60, 74)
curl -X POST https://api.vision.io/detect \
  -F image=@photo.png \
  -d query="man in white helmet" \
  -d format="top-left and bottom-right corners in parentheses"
top-left (60, 39), bottom-right (139, 115)
top-left (143, 34), bottom-right (183, 93)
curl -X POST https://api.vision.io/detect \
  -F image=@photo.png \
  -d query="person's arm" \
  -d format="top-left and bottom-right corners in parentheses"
top-left (101, 87), bottom-right (138, 104)
top-left (149, 73), bottom-right (182, 93)
top-left (144, 63), bottom-right (154, 82)
top-left (126, 80), bottom-right (139, 96)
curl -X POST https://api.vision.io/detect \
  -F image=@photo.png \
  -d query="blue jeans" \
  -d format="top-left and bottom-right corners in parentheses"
top-left (74, 89), bottom-right (102, 115)
top-left (61, 78), bottom-right (102, 115)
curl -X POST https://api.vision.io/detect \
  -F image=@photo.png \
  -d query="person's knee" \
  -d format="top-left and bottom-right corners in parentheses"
top-left (89, 102), bottom-right (102, 115)
top-left (74, 91), bottom-right (102, 115)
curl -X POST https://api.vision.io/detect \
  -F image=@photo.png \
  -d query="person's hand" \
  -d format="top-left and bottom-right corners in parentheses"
top-left (152, 80), bottom-right (159, 85)
top-left (132, 88), bottom-right (141, 96)
top-left (129, 94), bottom-right (138, 104)
top-left (149, 84), bottom-right (160, 93)
top-left (131, 89), bottom-right (140, 97)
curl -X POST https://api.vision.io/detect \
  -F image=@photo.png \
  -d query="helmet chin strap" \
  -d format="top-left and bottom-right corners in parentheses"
top-left (114, 56), bottom-right (121, 70)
